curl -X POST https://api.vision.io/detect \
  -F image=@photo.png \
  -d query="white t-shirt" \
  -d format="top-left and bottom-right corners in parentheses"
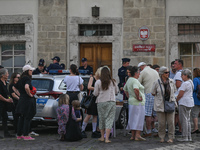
top-left (178, 79), bottom-right (194, 107)
top-left (64, 76), bottom-right (84, 91)
top-left (173, 70), bottom-right (182, 96)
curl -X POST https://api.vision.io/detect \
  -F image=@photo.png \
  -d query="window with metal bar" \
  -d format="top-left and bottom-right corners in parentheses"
top-left (79, 24), bottom-right (112, 36)
top-left (0, 24), bottom-right (25, 35)
top-left (178, 24), bottom-right (200, 35)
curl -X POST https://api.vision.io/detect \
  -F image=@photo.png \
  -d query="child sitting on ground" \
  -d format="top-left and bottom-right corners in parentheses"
top-left (56, 94), bottom-right (81, 141)
top-left (72, 100), bottom-right (82, 129)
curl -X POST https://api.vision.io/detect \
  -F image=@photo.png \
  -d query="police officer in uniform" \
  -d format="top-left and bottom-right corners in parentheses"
top-left (79, 58), bottom-right (93, 75)
top-left (118, 58), bottom-right (130, 94)
top-left (45, 56), bottom-right (63, 73)
top-left (33, 59), bottom-right (46, 75)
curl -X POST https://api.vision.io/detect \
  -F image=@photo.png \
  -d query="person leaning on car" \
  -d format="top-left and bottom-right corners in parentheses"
top-left (151, 66), bottom-right (177, 143)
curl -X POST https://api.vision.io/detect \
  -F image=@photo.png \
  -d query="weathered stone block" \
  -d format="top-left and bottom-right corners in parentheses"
top-left (131, 26), bottom-right (139, 32)
top-left (151, 40), bottom-right (165, 48)
top-left (153, 8), bottom-right (165, 17)
top-left (134, 0), bottom-right (143, 7)
top-left (124, 9), bottom-right (140, 18)
top-left (153, 57), bottom-right (165, 66)
top-left (45, 45), bottom-right (60, 52)
top-left (54, 0), bottom-right (66, 6)
top-left (60, 46), bottom-right (66, 52)
top-left (38, 25), bottom-right (42, 31)
top-left (61, 32), bottom-right (66, 38)
top-left (124, 0), bottom-right (134, 7)
top-left (38, 32), bottom-right (47, 38)
top-left (50, 8), bottom-right (66, 17)
top-left (52, 39), bottom-right (66, 45)
top-left (143, 0), bottom-right (153, 7)
top-left (42, 25), bottom-right (55, 31)
top-left (156, 33), bottom-right (165, 39)
top-left (62, 17), bottom-right (66, 25)
top-left (151, 18), bottom-right (165, 26)
top-left (38, 8), bottom-right (51, 16)
top-left (38, 39), bottom-right (51, 45)
top-left (39, 17), bottom-right (62, 25)
top-left (38, 45), bottom-right (45, 52)
top-left (155, 49), bottom-right (165, 57)
top-left (152, 0), bottom-right (165, 7)
top-left (136, 19), bottom-right (151, 27)
top-left (124, 18), bottom-right (135, 26)
top-left (56, 26), bottom-right (66, 31)
top-left (48, 32), bottom-right (59, 38)
top-left (153, 26), bottom-right (165, 32)
top-left (129, 56), bottom-right (152, 66)
top-left (149, 32), bottom-right (156, 39)
top-left (124, 27), bottom-right (131, 32)
top-left (43, 0), bottom-right (54, 6)
top-left (124, 33), bottom-right (138, 40)
top-left (124, 41), bottom-right (131, 49)
top-left (140, 8), bottom-right (151, 18)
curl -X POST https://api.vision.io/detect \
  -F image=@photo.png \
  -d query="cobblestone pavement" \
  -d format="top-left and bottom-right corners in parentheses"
top-left (0, 126), bottom-right (200, 150)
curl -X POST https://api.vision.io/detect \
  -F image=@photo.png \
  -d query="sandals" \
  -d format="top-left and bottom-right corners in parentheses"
top-left (160, 139), bottom-right (164, 143)
top-left (105, 140), bottom-right (111, 143)
top-left (130, 137), bottom-right (134, 140)
top-left (167, 139), bottom-right (173, 143)
top-left (98, 138), bottom-right (104, 142)
top-left (135, 137), bottom-right (146, 141)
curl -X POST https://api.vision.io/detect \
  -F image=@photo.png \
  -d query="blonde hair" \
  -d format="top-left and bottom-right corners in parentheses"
top-left (72, 100), bottom-right (81, 110)
top-left (58, 94), bottom-right (69, 106)
top-left (95, 67), bottom-right (102, 79)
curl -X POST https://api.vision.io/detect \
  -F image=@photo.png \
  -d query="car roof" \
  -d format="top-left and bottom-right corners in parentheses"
top-left (32, 74), bottom-right (90, 80)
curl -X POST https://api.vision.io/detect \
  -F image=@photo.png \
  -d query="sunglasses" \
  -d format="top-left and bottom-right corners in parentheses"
top-left (16, 77), bottom-right (20, 79)
top-left (164, 72), bottom-right (170, 74)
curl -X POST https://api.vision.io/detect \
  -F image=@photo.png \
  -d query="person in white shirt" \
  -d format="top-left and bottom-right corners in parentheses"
top-left (176, 69), bottom-right (194, 142)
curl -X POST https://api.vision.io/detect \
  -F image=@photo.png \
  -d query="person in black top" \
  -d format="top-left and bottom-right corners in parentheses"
top-left (9, 72), bottom-right (20, 133)
top-left (33, 59), bottom-right (46, 75)
top-left (14, 65), bottom-right (36, 140)
top-left (118, 58), bottom-right (130, 95)
top-left (45, 56), bottom-right (63, 73)
top-left (79, 58), bottom-right (93, 75)
top-left (0, 68), bottom-right (14, 138)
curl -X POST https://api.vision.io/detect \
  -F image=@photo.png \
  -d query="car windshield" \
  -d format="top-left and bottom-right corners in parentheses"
top-left (32, 79), bottom-right (53, 91)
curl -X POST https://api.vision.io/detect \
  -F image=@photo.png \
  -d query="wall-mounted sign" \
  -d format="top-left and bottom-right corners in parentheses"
top-left (139, 26), bottom-right (150, 41)
top-left (133, 44), bottom-right (155, 52)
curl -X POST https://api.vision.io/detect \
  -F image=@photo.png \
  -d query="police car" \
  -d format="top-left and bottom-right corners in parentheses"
top-left (8, 70), bottom-right (126, 128)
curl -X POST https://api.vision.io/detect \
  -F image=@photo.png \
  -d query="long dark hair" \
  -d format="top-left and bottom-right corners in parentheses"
top-left (9, 72), bottom-right (20, 85)
top-left (70, 64), bottom-right (79, 75)
top-left (20, 70), bottom-right (31, 80)
top-left (193, 68), bottom-right (200, 78)
top-left (100, 67), bottom-right (115, 90)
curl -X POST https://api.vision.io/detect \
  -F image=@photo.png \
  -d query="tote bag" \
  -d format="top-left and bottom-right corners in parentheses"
top-left (65, 105), bottom-right (82, 141)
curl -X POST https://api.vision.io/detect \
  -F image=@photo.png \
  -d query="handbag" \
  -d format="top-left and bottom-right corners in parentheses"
top-left (81, 92), bottom-right (94, 109)
top-left (77, 76), bottom-right (83, 102)
top-left (158, 79), bottom-right (175, 113)
top-left (65, 105), bottom-right (82, 141)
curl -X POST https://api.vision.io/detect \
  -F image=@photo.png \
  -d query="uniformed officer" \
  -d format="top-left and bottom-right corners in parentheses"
top-left (118, 58), bottom-right (130, 93)
top-left (33, 59), bottom-right (46, 75)
top-left (45, 56), bottom-right (63, 73)
top-left (78, 58), bottom-right (93, 75)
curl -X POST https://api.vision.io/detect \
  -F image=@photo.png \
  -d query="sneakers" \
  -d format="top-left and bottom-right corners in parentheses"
top-left (29, 131), bottom-right (39, 136)
top-left (17, 136), bottom-right (24, 140)
top-left (81, 131), bottom-right (87, 138)
top-left (23, 136), bottom-right (35, 140)
top-left (177, 137), bottom-right (188, 142)
top-left (91, 131), bottom-right (101, 138)
top-left (152, 128), bottom-right (158, 133)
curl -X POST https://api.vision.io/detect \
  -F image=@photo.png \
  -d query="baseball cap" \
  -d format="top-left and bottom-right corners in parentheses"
top-left (52, 56), bottom-right (60, 62)
top-left (22, 65), bottom-right (35, 72)
top-left (81, 58), bottom-right (87, 62)
top-left (138, 62), bottom-right (146, 67)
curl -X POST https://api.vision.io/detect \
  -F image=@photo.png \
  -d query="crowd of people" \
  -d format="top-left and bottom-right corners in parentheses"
top-left (0, 56), bottom-right (199, 144)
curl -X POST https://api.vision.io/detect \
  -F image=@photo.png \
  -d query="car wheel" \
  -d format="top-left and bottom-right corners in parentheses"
top-left (117, 107), bottom-right (128, 129)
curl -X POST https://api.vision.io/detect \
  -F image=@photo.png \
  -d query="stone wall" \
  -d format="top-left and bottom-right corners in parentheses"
top-left (38, 0), bottom-right (66, 66)
top-left (123, 0), bottom-right (166, 66)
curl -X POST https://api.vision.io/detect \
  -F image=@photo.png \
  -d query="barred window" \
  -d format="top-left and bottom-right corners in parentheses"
top-left (0, 43), bottom-right (25, 77)
top-left (79, 24), bottom-right (112, 36)
top-left (0, 24), bottom-right (25, 35)
top-left (178, 24), bottom-right (200, 35)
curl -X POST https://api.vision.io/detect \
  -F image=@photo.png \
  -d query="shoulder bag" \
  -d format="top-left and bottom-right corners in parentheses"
top-left (77, 76), bottom-right (83, 102)
top-left (64, 105), bottom-right (82, 141)
top-left (158, 79), bottom-right (175, 113)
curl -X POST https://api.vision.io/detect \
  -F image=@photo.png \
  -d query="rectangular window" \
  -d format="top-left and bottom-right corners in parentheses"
top-left (0, 24), bottom-right (25, 35)
top-left (179, 43), bottom-right (200, 71)
top-left (1, 43), bottom-right (25, 77)
top-left (79, 24), bottom-right (112, 36)
top-left (178, 24), bottom-right (200, 35)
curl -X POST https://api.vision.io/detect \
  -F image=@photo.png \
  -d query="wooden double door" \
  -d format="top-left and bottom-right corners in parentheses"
top-left (80, 43), bottom-right (112, 75)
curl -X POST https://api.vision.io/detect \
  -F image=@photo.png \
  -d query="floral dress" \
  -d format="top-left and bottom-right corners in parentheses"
top-left (56, 104), bottom-right (77, 134)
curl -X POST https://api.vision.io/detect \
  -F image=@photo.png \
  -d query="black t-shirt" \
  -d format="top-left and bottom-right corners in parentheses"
top-left (14, 76), bottom-right (32, 96)
top-left (79, 65), bottom-right (93, 75)
top-left (0, 80), bottom-right (9, 99)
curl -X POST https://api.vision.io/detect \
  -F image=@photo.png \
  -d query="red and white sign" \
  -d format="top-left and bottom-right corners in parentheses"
top-left (139, 26), bottom-right (150, 41)
top-left (133, 44), bottom-right (155, 52)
